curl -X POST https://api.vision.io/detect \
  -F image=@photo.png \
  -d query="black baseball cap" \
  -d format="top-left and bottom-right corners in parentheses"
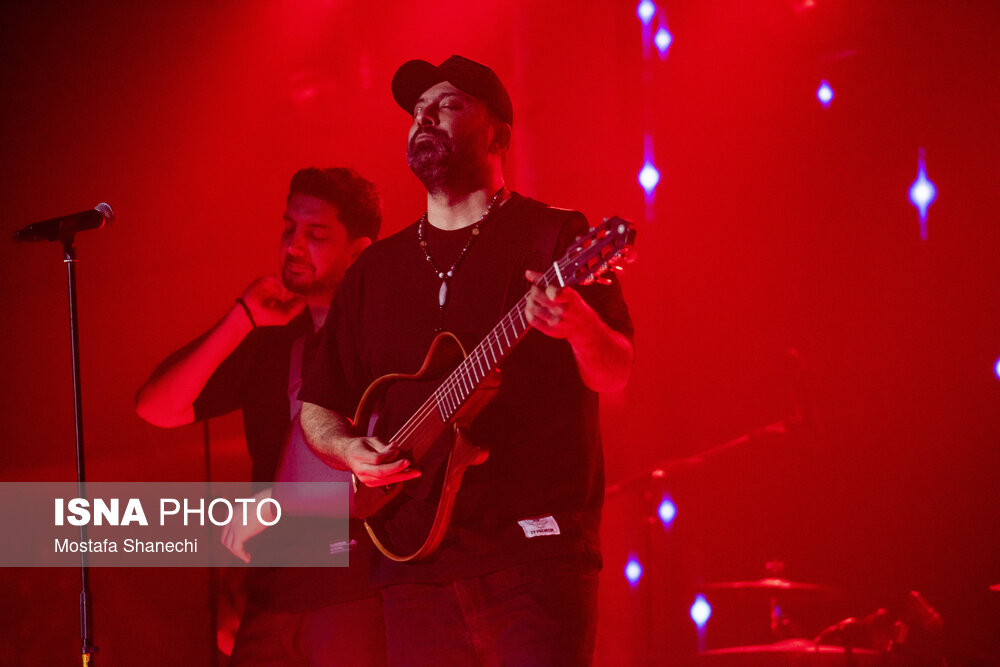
top-left (391, 55), bottom-right (513, 126)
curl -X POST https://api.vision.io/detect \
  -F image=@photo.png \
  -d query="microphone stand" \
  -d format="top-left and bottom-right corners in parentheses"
top-left (204, 420), bottom-right (220, 667)
top-left (62, 233), bottom-right (98, 665)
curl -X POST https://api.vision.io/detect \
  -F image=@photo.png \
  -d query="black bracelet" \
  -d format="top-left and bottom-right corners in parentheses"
top-left (235, 297), bottom-right (256, 329)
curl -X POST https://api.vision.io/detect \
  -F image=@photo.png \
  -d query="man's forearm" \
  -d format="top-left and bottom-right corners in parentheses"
top-left (569, 316), bottom-right (634, 394)
top-left (522, 270), bottom-right (633, 394)
top-left (135, 305), bottom-right (253, 427)
top-left (300, 402), bottom-right (354, 470)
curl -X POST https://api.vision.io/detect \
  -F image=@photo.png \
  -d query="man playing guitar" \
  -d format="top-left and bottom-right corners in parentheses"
top-left (300, 56), bottom-right (634, 665)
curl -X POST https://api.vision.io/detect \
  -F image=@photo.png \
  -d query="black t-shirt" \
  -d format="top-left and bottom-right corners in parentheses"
top-left (194, 314), bottom-right (313, 485)
top-left (300, 193), bottom-right (633, 586)
top-left (193, 314), bottom-right (378, 610)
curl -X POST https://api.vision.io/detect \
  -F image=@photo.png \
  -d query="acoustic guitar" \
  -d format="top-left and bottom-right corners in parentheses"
top-left (350, 216), bottom-right (636, 561)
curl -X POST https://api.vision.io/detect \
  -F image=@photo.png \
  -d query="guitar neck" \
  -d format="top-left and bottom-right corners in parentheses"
top-left (391, 263), bottom-right (561, 443)
top-left (433, 295), bottom-right (529, 422)
top-left (388, 215), bottom-right (632, 447)
top-left (433, 259), bottom-right (564, 420)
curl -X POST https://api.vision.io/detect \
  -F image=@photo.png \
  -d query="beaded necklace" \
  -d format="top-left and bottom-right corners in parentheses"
top-left (417, 187), bottom-right (507, 309)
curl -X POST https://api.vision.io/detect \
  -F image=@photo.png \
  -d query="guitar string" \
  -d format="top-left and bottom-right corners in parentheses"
top-left (429, 241), bottom-right (597, 411)
top-left (388, 273), bottom-right (543, 449)
top-left (434, 308), bottom-right (524, 417)
top-left (426, 251), bottom-right (569, 410)
top-left (388, 256), bottom-right (567, 448)
top-left (386, 226), bottom-right (622, 449)
top-left (403, 254), bottom-right (555, 425)
top-left (388, 292), bottom-right (532, 449)
top-left (391, 311), bottom-right (527, 458)
top-left (387, 230), bottom-right (617, 449)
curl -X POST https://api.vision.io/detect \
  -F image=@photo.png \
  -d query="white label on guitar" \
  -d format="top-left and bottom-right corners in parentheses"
top-left (517, 516), bottom-right (561, 539)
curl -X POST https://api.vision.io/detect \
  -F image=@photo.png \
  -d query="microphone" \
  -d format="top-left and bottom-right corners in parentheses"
top-left (13, 203), bottom-right (116, 242)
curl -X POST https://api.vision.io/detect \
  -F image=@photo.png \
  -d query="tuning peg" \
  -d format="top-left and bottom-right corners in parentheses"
top-left (611, 264), bottom-right (624, 273)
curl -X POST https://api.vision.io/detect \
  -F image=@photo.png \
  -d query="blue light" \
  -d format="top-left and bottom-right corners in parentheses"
top-left (994, 356), bottom-right (1000, 381)
top-left (654, 27), bottom-right (673, 56)
top-left (909, 150), bottom-right (937, 240)
top-left (658, 497), bottom-right (677, 526)
top-left (816, 80), bottom-right (834, 107)
top-left (637, 0), bottom-right (656, 25)
top-left (625, 558), bottom-right (643, 586)
top-left (690, 594), bottom-right (712, 628)
top-left (639, 161), bottom-right (660, 195)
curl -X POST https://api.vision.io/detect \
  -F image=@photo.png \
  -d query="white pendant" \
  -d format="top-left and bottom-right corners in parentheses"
top-left (438, 280), bottom-right (448, 308)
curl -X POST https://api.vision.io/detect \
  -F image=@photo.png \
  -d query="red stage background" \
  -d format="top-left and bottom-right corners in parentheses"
top-left (1, 1), bottom-right (998, 663)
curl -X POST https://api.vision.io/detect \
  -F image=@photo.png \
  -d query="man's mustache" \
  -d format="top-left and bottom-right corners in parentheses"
top-left (410, 128), bottom-right (447, 146)
top-left (283, 259), bottom-right (313, 271)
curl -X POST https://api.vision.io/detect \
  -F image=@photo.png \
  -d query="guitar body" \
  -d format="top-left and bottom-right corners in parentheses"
top-left (351, 331), bottom-right (500, 561)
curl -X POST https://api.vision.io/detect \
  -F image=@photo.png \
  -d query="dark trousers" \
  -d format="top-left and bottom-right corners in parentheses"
top-left (228, 594), bottom-right (387, 666)
top-left (380, 557), bottom-right (599, 667)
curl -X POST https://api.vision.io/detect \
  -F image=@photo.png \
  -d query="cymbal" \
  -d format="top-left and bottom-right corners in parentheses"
top-left (703, 577), bottom-right (836, 593)
top-left (700, 638), bottom-right (879, 656)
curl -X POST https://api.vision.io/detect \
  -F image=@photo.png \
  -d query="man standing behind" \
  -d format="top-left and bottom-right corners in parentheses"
top-left (300, 57), bottom-right (633, 665)
top-left (136, 167), bottom-right (386, 665)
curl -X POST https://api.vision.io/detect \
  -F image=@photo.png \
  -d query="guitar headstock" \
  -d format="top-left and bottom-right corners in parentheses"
top-left (557, 216), bottom-right (637, 287)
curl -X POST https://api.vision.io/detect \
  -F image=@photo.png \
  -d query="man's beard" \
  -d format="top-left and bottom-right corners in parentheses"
top-left (282, 263), bottom-right (333, 296)
top-left (406, 129), bottom-right (483, 193)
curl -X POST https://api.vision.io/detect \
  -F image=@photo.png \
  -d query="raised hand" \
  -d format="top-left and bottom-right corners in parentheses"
top-left (523, 269), bottom-right (600, 341)
top-left (240, 275), bottom-right (307, 327)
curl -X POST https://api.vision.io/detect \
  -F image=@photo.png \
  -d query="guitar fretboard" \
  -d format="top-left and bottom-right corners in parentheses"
top-left (431, 287), bottom-right (536, 421)
top-left (387, 216), bottom-right (629, 448)
top-left (388, 262), bottom-right (559, 448)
